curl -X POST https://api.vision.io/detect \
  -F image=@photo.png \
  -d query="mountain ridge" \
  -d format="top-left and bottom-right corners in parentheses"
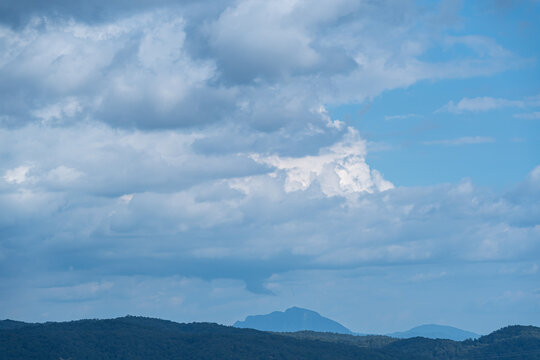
top-left (1, 316), bottom-right (539, 360)
top-left (233, 307), bottom-right (480, 340)
top-left (387, 324), bottom-right (480, 341)
top-left (233, 306), bottom-right (353, 334)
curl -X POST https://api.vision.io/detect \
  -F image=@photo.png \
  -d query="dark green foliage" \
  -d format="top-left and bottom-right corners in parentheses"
top-left (281, 326), bottom-right (540, 359)
top-left (477, 325), bottom-right (540, 344)
top-left (465, 326), bottom-right (540, 360)
top-left (383, 337), bottom-right (466, 360)
top-left (0, 317), bottom-right (400, 360)
top-left (278, 330), bottom-right (397, 348)
top-left (1, 317), bottom-right (539, 360)
top-left (0, 320), bottom-right (30, 330)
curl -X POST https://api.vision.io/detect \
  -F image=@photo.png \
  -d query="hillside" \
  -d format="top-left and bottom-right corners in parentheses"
top-left (0, 320), bottom-right (31, 330)
top-left (0, 316), bottom-right (406, 360)
top-left (287, 325), bottom-right (540, 360)
top-left (278, 330), bottom-right (397, 348)
top-left (1, 317), bottom-right (539, 360)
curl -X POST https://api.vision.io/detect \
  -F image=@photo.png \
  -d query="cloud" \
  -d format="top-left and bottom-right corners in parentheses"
top-left (1, 112), bottom-right (539, 327)
top-left (439, 93), bottom-right (540, 114)
top-left (0, 0), bottom-right (190, 27)
top-left (0, 12), bottom-right (226, 129)
top-left (1, 129), bottom-right (538, 280)
top-left (207, 0), bottom-right (320, 83)
top-left (444, 35), bottom-right (513, 59)
top-left (1, 165), bottom-right (539, 329)
top-left (0, 0), bottom-right (538, 332)
top-left (46, 166), bottom-right (84, 184)
top-left (0, 123), bottom-right (267, 196)
top-left (513, 112), bottom-right (540, 119)
top-left (31, 98), bottom-right (83, 125)
top-left (42, 281), bottom-right (114, 302)
top-left (423, 136), bottom-right (495, 146)
top-left (119, 194), bottom-right (134, 204)
top-left (250, 127), bottom-right (394, 196)
top-left (510, 165), bottom-right (540, 202)
top-left (384, 114), bottom-right (421, 120)
top-left (409, 271), bottom-right (447, 283)
top-left (0, 0), bottom-right (523, 131)
top-left (3, 166), bottom-right (31, 184)
top-left (439, 97), bottom-right (524, 113)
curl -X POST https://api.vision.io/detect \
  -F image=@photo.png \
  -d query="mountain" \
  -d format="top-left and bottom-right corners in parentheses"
top-left (1, 316), bottom-right (539, 359)
top-left (233, 306), bottom-right (353, 334)
top-left (388, 324), bottom-right (480, 341)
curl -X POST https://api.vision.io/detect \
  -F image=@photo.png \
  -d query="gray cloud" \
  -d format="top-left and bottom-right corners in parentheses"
top-left (1, 163), bottom-right (539, 330)
top-left (0, 0), bottom-right (521, 133)
top-left (2, 123), bottom-right (539, 286)
top-left (0, 0), bottom-right (198, 27)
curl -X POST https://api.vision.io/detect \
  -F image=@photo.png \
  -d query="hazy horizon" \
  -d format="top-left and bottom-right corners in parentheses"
top-left (0, 0), bottom-right (538, 335)
top-left (1, 307), bottom-right (487, 337)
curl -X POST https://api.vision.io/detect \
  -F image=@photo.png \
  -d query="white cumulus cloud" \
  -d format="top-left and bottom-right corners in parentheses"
top-left (251, 127), bottom-right (393, 196)
top-left (3, 166), bottom-right (31, 184)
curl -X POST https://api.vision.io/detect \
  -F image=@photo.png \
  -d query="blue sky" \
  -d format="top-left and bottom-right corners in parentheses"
top-left (0, 0), bottom-right (539, 335)
top-left (329, 1), bottom-right (540, 188)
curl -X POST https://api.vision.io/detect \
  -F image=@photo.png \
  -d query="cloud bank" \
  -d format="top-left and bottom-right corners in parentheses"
top-left (0, 0), bottom-right (538, 334)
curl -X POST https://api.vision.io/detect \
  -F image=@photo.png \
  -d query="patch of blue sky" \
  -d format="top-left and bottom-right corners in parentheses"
top-left (328, 71), bottom-right (539, 188)
top-left (327, 0), bottom-right (539, 189)
top-left (459, 1), bottom-right (540, 58)
top-left (416, 2), bottom-right (539, 63)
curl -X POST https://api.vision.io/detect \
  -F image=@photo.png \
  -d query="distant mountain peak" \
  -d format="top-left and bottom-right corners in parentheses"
top-left (284, 306), bottom-right (317, 314)
top-left (388, 324), bottom-right (480, 341)
top-left (234, 307), bottom-right (352, 334)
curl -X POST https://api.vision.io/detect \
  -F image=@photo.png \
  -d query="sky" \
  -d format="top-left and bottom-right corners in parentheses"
top-left (0, 0), bottom-right (539, 335)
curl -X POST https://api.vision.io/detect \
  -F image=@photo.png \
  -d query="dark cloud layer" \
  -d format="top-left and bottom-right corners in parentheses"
top-left (0, 0), bottom-right (195, 27)
top-left (0, 0), bottom-right (519, 133)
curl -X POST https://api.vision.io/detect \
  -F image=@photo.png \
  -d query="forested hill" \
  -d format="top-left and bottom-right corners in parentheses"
top-left (1, 316), bottom-right (539, 360)
top-left (0, 317), bottom-right (402, 360)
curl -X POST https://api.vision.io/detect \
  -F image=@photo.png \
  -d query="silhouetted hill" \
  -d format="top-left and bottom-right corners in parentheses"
top-left (464, 325), bottom-right (540, 360)
top-left (0, 320), bottom-right (31, 330)
top-left (477, 325), bottom-right (540, 344)
top-left (0, 316), bottom-right (404, 360)
top-left (290, 325), bottom-right (540, 360)
top-left (234, 307), bottom-right (353, 334)
top-left (1, 317), bottom-right (539, 359)
top-left (388, 324), bottom-right (479, 341)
